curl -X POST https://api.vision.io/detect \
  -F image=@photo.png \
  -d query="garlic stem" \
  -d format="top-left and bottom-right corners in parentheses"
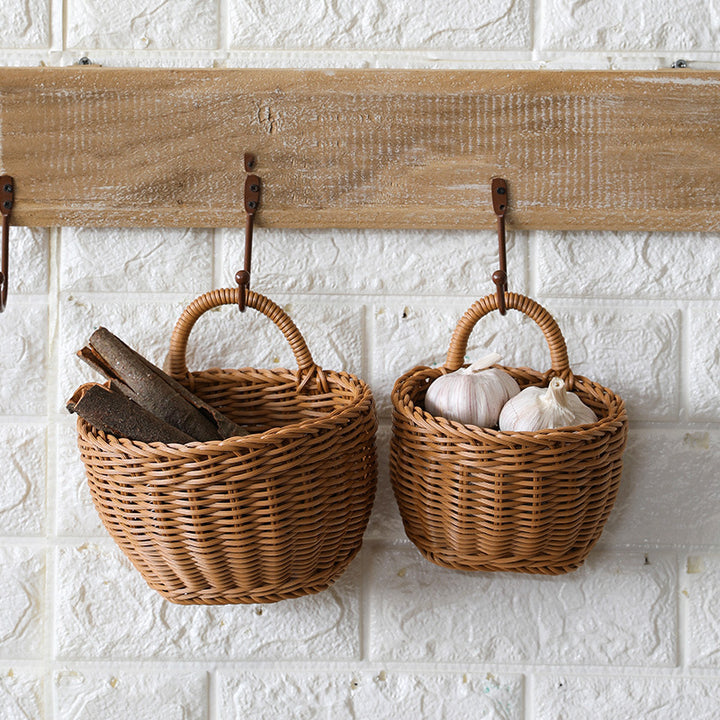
top-left (467, 352), bottom-right (503, 373)
top-left (543, 377), bottom-right (568, 405)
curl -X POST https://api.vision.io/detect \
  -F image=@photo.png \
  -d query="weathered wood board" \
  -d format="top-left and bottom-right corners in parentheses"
top-left (1, 67), bottom-right (719, 231)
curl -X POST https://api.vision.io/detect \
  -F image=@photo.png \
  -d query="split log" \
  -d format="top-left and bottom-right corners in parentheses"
top-left (71, 326), bottom-right (247, 442)
top-left (68, 383), bottom-right (196, 444)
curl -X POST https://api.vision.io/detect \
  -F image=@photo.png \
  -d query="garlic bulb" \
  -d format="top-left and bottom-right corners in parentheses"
top-left (498, 376), bottom-right (598, 432)
top-left (424, 352), bottom-right (520, 427)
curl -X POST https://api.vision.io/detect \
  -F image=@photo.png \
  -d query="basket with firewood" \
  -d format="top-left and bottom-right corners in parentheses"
top-left (68, 288), bottom-right (378, 605)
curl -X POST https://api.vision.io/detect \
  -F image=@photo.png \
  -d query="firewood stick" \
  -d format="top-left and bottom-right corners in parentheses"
top-left (77, 327), bottom-right (247, 440)
top-left (68, 383), bottom-right (196, 444)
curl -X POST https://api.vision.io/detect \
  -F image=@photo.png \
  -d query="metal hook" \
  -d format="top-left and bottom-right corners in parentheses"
top-left (491, 177), bottom-right (508, 315)
top-left (0, 175), bottom-right (14, 314)
top-left (235, 168), bottom-right (261, 311)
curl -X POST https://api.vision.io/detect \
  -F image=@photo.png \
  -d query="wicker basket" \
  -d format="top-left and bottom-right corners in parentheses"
top-left (76, 288), bottom-right (377, 604)
top-left (390, 292), bottom-right (627, 575)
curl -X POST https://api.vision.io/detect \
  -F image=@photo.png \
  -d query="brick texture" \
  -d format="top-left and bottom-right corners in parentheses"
top-left (3, 1), bottom-right (720, 718)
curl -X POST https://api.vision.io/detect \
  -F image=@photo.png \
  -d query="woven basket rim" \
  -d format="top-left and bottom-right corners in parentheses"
top-left (392, 362), bottom-right (627, 441)
top-left (78, 365), bottom-right (375, 454)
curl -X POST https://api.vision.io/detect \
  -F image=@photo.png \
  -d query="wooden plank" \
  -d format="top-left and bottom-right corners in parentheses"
top-left (1, 67), bottom-right (719, 231)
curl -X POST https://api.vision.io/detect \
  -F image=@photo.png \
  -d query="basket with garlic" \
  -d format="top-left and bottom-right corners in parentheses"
top-left (390, 291), bottom-right (628, 575)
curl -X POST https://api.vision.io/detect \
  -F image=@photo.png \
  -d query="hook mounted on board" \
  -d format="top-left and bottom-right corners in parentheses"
top-left (491, 177), bottom-right (509, 315)
top-left (236, 155), bottom-right (261, 311)
top-left (0, 175), bottom-right (14, 314)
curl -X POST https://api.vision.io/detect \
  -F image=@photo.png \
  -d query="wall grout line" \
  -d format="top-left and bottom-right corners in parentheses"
top-left (526, 230), bottom-right (538, 298)
top-left (208, 666), bottom-right (217, 720)
top-left (43, 225), bottom-right (62, 719)
top-left (678, 300), bottom-right (692, 423)
top-left (3, 48), bottom-right (720, 69)
top-left (678, 554), bottom-right (690, 671)
top-left (524, 672), bottom-right (535, 720)
top-left (43, 289), bottom-right (720, 308)
top-left (531, 0), bottom-right (542, 61)
top-left (218, 0), bottom-right (229, 56)
top-left (33, 656), bottom-right (720, 677)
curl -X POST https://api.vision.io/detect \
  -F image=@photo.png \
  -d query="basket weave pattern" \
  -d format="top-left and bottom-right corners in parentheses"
top-left (390, 292), bottom-right (627, 575)
top-left (77, 289), bottom-right (378, 604)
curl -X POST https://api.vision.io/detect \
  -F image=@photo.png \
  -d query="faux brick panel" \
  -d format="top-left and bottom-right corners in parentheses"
top-left (540, 0), bottom-right (720, 51)
top-left (536, 231), bottom-right (720, 300)
top-left (0, 424), bottom-right (46, 536)
top-left (11, 229), bottom-right (50, 295)
top-left (56, 544), bottom-right (362, 660)
top-left (55, 668), bottom-right (208, 719)
top-left (602, 429), bottom-right (720, 548)
top-left (689, 308), bottom-right (720, 422)
top-left (229, 0), bottom-right (531, 50)
top-left (686, 555), bottom-right (720, 668)
top-left (0, 0), bottom-right (50, 48)
top-left (61, 227), bottom-right (213, 293)
top-left (221, 228), bottom-right (527, 297)
top-left (0, 669), bottom-right (43, 720)
top-left (369, 546), bottom-right (677, 666)
top-left (66, 0), bottom-right (219, 49)
top-left (553, 307), bottom-right (679, 422)
top-left (0, 304), bottom-right (48, 416)
top-left (534, 675), bottom-right (720, 719)
top-left (219, 669), bottom-right (523, 720)
top-left (0, 547), bottom-right (44, 659)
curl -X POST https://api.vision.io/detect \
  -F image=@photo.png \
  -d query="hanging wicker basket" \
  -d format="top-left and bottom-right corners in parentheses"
top-left (390, 292), bottom-right (627, 575)
top-left (76, 288), bottom-right (378, 604)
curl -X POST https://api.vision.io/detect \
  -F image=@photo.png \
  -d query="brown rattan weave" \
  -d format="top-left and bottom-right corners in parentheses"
top-left (390, 292), bottom-right (627, 575)
top-left (76, 288), bottom-right (378, 604)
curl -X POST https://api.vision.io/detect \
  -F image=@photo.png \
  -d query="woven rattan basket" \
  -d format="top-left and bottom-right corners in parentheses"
top-left (390, 292), bottom-right (627, 575)
top-left (76, 288), bottom-right (378, 604)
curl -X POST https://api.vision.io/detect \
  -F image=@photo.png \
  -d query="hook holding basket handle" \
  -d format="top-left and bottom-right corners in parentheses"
top-left (491, 177), bottom-right (508, 315)
top-left (445, 291), bottom-right (573, 386)
top-left (165, 288), bottom-right (327, 393)
top-left (0, 175), bottom-right (14, 314)
top-left (236, 159), bottom-right (261, 312)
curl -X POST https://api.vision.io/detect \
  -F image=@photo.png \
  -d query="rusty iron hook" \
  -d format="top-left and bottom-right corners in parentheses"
top-left (236, 170), bottom-right (261, 311)
top-left (491, 177), bottom-right (508, 315)
top-left (0, 175), bottom-right (14, 314)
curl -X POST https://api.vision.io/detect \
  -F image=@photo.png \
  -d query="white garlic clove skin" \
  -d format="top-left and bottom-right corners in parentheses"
top-left (424, 353), bottom-right (520, 428)
top-left (498, 376), bottom-right (598, 432)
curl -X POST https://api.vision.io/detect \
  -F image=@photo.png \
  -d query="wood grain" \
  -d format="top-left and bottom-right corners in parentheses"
top-left (1, 67), bottom-right (719, 231)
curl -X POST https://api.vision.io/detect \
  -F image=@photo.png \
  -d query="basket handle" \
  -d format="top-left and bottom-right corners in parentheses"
top-left (165, 288), bottom-right (327, 392)
top-left (445, 292), bottom-right (572, 383)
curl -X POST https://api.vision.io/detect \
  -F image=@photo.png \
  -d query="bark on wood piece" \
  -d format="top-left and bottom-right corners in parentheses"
top-left (78, 327), bottom-right (247, 440)
top-left (67, 383), bottom-right (195, 445)
top-left (2, 67), bottom-right (720, 231)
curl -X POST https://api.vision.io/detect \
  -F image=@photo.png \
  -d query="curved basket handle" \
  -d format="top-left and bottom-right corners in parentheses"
top-left (445, 292), bottom-right (572, 382)
top-left (165, 288), bottom-right (326, 391)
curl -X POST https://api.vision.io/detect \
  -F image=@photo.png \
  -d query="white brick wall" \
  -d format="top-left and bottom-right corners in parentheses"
top-left (1, 1), bottom-right (720, 717)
